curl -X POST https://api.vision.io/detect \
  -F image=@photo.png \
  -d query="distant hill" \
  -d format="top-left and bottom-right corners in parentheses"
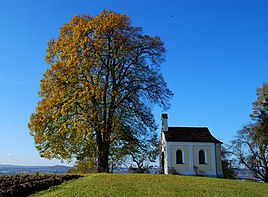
top-left (0, 164), bottom-right (72, 175)
top-left (0, 164), bottom-right (19, 168)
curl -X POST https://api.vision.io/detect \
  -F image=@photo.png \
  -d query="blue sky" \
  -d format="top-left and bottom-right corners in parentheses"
top-left (0, 0), bottom-right (267, 166)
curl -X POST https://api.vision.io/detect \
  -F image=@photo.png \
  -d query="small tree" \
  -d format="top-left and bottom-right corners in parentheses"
top-left (128, 132), bottom-right (158, 173)
top-left (221, 145), bottom-right (236, 179)
top-left (232, 123), bottom-right (268, 182)
top-left (68, 157), bottom-right (97, 174)
top-left (232, 83), bottom-right (268, 182)
top-left (108, 141), bottom-right (129, 173)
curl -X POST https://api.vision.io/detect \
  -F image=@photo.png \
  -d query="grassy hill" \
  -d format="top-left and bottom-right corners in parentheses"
top-left (33, 173), bottom-right (268, 196)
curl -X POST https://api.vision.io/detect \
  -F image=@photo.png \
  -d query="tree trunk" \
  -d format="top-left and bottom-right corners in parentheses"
top-left (264, 171), bottom-right (268, 183)
top-left (97, 140), bottom-right (110, 173)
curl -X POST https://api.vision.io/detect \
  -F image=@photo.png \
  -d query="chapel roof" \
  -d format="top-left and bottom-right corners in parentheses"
top-left (164, 127), bottom-right (222, 143)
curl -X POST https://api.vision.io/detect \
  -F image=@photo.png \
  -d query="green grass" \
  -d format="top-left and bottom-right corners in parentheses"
top-left (32, 173), bottom-right (268, 197)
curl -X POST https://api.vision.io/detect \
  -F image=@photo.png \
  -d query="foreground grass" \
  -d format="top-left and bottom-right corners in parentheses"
top-left (33, 173), bottom-right (268, 197)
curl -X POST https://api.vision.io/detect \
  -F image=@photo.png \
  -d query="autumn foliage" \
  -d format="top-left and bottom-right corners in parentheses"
top-left (28, 10), bottom-right (172, 172)
top-left (232, 83), bottom-right (268, 182)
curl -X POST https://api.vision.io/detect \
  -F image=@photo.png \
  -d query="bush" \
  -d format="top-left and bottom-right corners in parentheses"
top-left (0, 174), bottom-right (82, 197)
top-left (169, 167), bottom-right (178, 175)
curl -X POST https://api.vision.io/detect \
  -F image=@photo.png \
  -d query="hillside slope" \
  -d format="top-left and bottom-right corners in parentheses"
top-left (33, 173), bottom-right (268, 196)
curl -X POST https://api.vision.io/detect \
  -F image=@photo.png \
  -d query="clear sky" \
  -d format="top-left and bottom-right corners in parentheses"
top-left (0, 0), bottom-right (267, 166)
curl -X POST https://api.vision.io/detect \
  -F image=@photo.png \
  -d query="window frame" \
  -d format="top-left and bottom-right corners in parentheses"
top-left (176, 149), bottom-right (184, 164)
top-left (198, 149), bottom-right (207, 164)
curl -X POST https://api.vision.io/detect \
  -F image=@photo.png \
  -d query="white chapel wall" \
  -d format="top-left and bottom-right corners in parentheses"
top-left (167, 142), bottom-right (218, 176)
top-left (170, 145), bottom-right (190, 173)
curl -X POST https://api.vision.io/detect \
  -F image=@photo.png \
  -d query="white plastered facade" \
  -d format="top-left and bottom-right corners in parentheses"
top-left (159, 115), bottom-right (223, 177)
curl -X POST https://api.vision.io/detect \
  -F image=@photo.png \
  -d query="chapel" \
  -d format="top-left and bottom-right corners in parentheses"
top-left (160, 114), bottom-right (223, 177)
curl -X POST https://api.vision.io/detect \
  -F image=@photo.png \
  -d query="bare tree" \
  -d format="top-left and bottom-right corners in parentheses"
top-left (232, 122), bottom-right (268, 182)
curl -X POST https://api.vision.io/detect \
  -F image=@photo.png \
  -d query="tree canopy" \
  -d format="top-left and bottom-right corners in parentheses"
top-left (28, 10), bottom-right (173, 172)
top-left (251, 83), bottom-right (268, 142)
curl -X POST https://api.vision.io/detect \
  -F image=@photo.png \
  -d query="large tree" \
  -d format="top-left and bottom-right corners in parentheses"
top-left (28, 10), bottom-right (172, 172)
top-left (232, 83), bottom-right (268, 182)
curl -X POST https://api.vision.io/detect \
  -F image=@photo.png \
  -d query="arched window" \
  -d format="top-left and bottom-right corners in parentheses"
top-left (199, 150), bottom-right (206, 164)
top-left (176, 149), bottom-right (184, 164)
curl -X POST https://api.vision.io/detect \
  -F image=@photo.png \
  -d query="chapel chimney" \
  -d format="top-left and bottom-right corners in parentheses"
top-left (161, 113), bottom-right (168, 132)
